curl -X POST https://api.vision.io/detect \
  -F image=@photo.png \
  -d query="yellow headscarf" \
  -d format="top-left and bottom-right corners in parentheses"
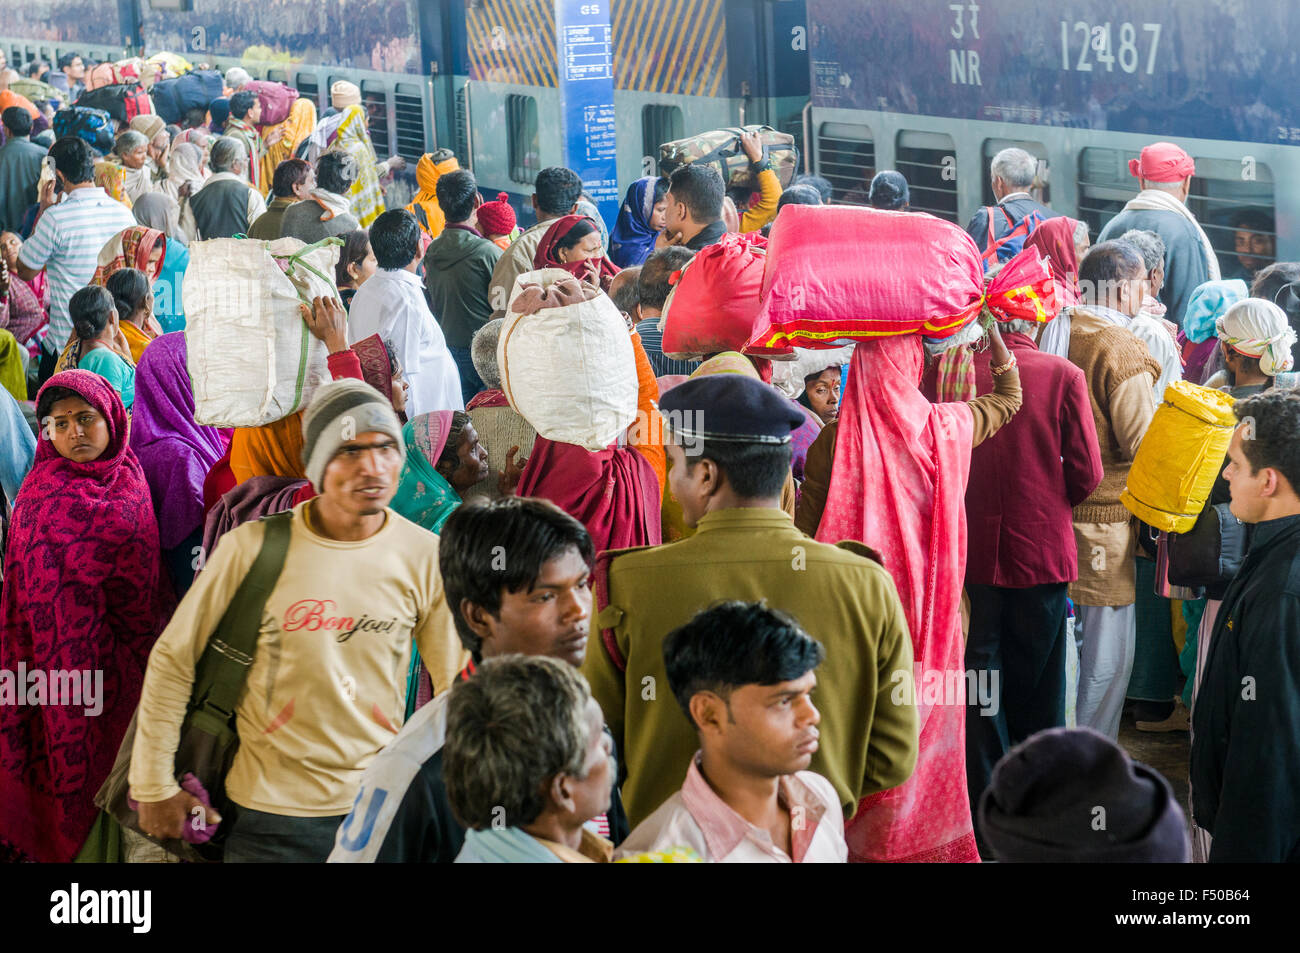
top-left (406, 151), bottom-right (460, 239)
top-left (259, 97), bottom-right (318, 197)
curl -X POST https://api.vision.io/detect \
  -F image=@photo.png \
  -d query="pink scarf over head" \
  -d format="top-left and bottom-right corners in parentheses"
top-left (0, 370), bottom-right (174, 862)
top-left (516, 436), bottom-right (662, 554)
top-left (816, 336), bottom-right (979, 863)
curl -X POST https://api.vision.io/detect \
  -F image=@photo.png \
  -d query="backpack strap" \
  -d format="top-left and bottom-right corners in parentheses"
top-left (190, 512), bottom-right (293, 722)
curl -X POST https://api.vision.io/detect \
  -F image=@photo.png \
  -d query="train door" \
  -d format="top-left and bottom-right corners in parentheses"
top-left (754, 0), bottom-right (810, 161)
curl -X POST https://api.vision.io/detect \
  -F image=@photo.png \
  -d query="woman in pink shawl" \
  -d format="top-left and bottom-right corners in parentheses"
top-left (798, 327), bottom-right (1022, 863)
top-left (0, 371), bottom-right (174, 862)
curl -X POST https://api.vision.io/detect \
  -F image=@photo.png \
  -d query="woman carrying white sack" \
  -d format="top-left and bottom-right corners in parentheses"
top-left (1206, 298), bottom-right (1299, 395)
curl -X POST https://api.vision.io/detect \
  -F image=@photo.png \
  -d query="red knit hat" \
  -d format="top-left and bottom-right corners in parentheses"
top-left (477, 192), bottom-right (516, 236)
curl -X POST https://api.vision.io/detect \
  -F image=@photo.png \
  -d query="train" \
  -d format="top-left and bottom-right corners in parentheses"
top-left (1, 0), bottom-right (1290, 275)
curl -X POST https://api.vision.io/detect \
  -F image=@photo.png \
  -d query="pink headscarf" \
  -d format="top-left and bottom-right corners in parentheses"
top-left (1129, 142), bottom-right (1195, 183)
top-left (816, 336), bottom-right (979, 863)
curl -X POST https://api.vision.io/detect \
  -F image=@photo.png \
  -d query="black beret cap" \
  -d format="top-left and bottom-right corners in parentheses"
top-left (658, 374), bottom-right (806, 445)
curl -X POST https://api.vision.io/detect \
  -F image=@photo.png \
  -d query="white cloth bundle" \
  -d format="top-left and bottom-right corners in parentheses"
top-left (1217, 298), bottom-right (1297, 376)
top-left (184, 236), bottom-right (340, 427)
top-left (498, 268), bottom-right (638, 451)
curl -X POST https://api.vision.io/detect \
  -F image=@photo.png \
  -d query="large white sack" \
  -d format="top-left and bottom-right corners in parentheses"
top-left (498, 268), bottom-right (638, 451)
top-left (184, 236), bottom-right (340, 427)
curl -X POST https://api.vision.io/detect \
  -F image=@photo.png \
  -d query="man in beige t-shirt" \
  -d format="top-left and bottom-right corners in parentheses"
top-left (131, 377), bottom-right (464, 862)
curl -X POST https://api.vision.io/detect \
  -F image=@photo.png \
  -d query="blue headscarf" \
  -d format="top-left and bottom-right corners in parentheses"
top-left (0, 388), bottom-right (35, 506)
top-left (1183, 279), bottom-right (1249, 343)
top-left (608, 176), bottom-right (663, 269)
top-left (208, 97), bottom-right (229, 135)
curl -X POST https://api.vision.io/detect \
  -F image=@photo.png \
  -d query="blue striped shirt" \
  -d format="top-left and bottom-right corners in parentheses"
top-left (635, 318), bottom-right (702, 379)
top-left (18, 187), bottom-right (137, 351)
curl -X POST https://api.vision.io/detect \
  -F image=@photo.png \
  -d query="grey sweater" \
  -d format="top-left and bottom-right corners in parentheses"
top-left (280, 197), bottom-right (360, 245)
top-left (1098, 207), bottom-right (1214, 330)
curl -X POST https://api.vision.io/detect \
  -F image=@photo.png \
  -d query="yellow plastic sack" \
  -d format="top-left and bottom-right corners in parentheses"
top-left (1122, 381), bottom-right (1238, 533)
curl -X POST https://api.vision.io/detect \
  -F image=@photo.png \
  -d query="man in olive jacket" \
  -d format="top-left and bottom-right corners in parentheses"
top-left (422, 169), bottom-right (501, 404)
top-left (582, 375), bottom-right (919, 834)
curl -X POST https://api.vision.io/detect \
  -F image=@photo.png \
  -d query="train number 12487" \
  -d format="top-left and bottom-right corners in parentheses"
top-left (1060, 21), bottom-right (1161, 75)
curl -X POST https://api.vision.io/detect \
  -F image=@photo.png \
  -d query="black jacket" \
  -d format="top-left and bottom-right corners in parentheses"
top-left (1190, 513), bottom-right (1300, 862)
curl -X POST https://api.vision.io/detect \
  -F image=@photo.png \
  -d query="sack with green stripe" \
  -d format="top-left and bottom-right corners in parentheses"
top-left (1121, 381), bottom-right (1239, 534)
top-left (183, 236), bottom-right (343, 426)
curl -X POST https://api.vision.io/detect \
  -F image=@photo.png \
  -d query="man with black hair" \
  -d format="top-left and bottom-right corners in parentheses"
top-left (188, 135), bottom-right (267, 240)
top-left (423, 168), bottom-right (502, 403)
top-left (348, 208), bottom-right (463, 416)
top-left (793, 173), bottom-right (833, 204)
top-left (281, 150), bottom-right (360, 243)
top-left (1225, 208), bottom-right (1275, 282)
top-left (1191, 390), bottom-right (1300, 862)
top-left (617, 601), bottom-right (846, 862)
top-left (50, 53), bottom-right (85, 102)
top-left (868, 170), bottom-right (910, 211)
top-left (247, 156), bottom-right (314, 239)
top-left (0, 106), bottom-right (43, 231)
top-left (487, 166), bottom-right (583, 317)
top-left (223, 88), bottom-right (265, 191)
top-left (582, 373), bottom-right (918, 829)
top-left (15, 136), bottom-right (135, 385)
top-left (634, 246), bottom-right (699, 377)
top-left (660, 163), bottom-right (726, 251)
top-left (330, 496), bottom-right (629, 862)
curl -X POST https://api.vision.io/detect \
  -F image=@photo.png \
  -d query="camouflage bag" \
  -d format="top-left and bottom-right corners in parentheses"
top-left (659, 124), bottom-right (799, 190)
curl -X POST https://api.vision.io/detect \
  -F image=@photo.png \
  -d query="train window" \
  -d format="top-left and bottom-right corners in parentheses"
top-left (507, 94), bottom-right (539, 186)
top-left (394, 83), bottom-right (427, 159)
top-left (895, 131), bottom-right (958, 223)
top-left (296, 75), bottom-right (320, 110)
top-left (642, 105), bottom-right (683, 171)
top-left (362, 81), bottom-right (390, 159)
top-left (1187, 157), bottom-right (1276, 280)
top-left (266, 69), bottom-right (288, 84)
top-left (1076, 147), bottom-right (1134, 239)
top-left (980, 139), bottom-right (1050, 208)
top-left (816, 122), bottom-right (874, 204)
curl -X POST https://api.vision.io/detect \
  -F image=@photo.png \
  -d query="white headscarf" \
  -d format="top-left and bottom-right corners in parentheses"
top-left (165, 142), bottom-right (207, 198)
top-left (1217, 299), bottom-right (1298, 377)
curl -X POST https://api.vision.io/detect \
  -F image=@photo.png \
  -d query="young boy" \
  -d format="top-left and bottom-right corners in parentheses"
top-left (328, 496), bottom-right (627, 862)
top-left (615, 601), bottom-right (847, 862)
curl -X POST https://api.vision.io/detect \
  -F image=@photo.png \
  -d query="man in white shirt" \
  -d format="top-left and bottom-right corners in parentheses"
top-left (16, 135), bottom-right (137, 385)
top-left (615, 601), bottom-right (847, 863)
top-left (348, 209), bottom-right (463, 416)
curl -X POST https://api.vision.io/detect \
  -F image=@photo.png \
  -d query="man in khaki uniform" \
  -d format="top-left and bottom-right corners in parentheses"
top-left (1064, 241), bottom-right (1160, 739)
top-left (582, 375), bottom-right (918, 829)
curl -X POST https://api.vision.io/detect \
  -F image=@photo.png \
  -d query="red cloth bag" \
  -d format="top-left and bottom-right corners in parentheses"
top-left (747, 205), bottom-right (987, 350)
top-left (660, 233), bottom-right (789, 359)
top-left (246, 80), bottom-right (300, 127)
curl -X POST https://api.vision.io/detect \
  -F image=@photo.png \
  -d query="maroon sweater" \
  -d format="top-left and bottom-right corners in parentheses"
top-left (925, 331), bottom-right (1103, 587)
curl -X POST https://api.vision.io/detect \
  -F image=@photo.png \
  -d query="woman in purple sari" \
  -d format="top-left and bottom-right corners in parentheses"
top-left (128, 332), bottom-right (231, 596)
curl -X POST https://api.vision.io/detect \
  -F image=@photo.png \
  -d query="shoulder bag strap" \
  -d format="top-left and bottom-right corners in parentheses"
top-left (191, 511), bottom-right (294, 721)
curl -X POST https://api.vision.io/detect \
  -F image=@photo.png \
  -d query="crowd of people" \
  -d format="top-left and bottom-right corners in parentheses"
top-left (1, 55), bottom-right (1299, 865)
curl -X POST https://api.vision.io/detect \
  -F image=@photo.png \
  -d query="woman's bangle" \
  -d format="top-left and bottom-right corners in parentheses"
top-left (990, 354), bottom-right (1018, 376)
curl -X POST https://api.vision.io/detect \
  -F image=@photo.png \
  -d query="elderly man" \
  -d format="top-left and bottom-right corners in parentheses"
top-left (281, 151), bottom-right (360, 243)
top-left (1117, 229), bottom-right (1183, 401)
top-left (187, 135), bottom-right (267, 239)
top-left (965, 147), bottom-right (1058, 259)
top-left (446, 655), bottom-right (614, 863)
top-left (1098, 142), bottom-right (1220, 327)
top-left (1063, 242), bottom-right (1161, 740)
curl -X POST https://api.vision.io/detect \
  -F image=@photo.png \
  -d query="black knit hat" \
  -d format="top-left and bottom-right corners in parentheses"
top-left (978, 727), bottom-right (1189, 863)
